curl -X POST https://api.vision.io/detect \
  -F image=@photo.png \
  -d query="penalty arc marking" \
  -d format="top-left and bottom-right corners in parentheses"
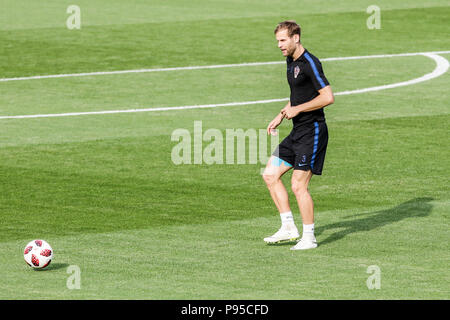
top-left (0, 51), bottom-right (448, 120)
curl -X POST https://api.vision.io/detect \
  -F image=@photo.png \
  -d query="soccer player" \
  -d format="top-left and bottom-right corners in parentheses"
top-left (262, 20), bottom-right (334, 250)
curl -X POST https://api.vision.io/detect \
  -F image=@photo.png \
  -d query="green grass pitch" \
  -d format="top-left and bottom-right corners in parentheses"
top-left (0, 0), bottom-right (449, 299)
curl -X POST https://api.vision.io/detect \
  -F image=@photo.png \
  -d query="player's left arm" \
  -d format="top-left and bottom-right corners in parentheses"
top-left (282, 86), bottom-right (334, 119)
top-left (282, 56), bottom-right (334, 120)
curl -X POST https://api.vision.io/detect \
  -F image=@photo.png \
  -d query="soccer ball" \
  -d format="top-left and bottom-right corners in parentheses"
top-left (24, 240), bottom-right (53, 269)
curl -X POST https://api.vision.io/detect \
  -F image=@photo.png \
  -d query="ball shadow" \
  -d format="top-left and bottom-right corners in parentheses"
top-left (34, 262), bottom-right (70, 271)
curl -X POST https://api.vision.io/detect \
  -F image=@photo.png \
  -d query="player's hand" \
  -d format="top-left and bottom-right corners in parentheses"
top-left (281, 106), bottom-right (300, 120)
top-left (281, 104), bottom-right (290, 114)
top-left (267, 115), bottom-right (282, 135)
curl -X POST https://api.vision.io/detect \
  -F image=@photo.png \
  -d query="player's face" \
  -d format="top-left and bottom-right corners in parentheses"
top-left (276, 29), bottom-right (297, 57)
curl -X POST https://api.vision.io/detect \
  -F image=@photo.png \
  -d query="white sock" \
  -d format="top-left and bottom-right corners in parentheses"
top-left (303, 223), bottom-right (315, 237)
top-left (280, 211), bottom-right (296, 229)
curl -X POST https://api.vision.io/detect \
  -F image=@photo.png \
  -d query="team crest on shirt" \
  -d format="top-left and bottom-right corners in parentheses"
top-left (294, 66), bottom-right (300, 78)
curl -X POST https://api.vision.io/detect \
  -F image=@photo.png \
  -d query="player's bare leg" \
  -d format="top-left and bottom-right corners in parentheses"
top-left (262, 156), bottom-right (299, 244)
top-left (290, 169), bottom-right (317, 250)
top-left (262, 156), bottom-right (292, 213)
top-left (291, 169), bottom-right (314, 224)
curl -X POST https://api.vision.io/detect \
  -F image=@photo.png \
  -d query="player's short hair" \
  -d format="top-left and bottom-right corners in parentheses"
top-left (274, 20), bottom-right (301, 39)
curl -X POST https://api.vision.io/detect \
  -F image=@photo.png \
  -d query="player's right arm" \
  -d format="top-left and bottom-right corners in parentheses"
top-left (267, 101), bottom-right (290, 135)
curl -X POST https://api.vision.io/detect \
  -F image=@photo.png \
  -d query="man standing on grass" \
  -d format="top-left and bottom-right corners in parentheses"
top-left (262, 21), bottom-right (334, 250)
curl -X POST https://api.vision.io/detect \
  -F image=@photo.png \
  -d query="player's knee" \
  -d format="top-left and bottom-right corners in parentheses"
top-left (262, 172), bottom-right (279, 188)
top-left (291, 180), bottom-right (307, 195)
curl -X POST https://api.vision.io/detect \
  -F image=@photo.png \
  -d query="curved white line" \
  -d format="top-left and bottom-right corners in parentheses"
top-left (335, 54), bottom-right (449, 95)
top-left (0, 53), bottom-right (448, 120)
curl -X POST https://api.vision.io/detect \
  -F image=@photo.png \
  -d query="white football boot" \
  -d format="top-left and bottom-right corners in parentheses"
top-left (290, 234), bottom-right (318, 250)
top-left (264, 227), bottom-right (300, 244)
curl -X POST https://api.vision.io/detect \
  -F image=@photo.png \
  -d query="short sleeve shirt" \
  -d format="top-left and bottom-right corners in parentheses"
top-left (286, 49), bottom-right (330, 127)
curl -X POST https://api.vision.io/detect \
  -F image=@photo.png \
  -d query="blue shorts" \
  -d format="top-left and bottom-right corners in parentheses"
top-left (273, 121), bottom-right (328, 175)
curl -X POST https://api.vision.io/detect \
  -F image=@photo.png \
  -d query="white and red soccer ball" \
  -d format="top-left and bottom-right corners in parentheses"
top-left (24, 240), bottom-right (53, 269)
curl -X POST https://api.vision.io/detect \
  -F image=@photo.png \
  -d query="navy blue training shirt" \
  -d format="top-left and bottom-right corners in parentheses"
top-left (286, 48), bottom-right (330, 127)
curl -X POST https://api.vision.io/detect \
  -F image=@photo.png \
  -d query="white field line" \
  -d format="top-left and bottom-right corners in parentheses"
top-left (0, 61), bottom-right (284, 82)
top-left (1, 50), bottom-right (449, 82)
top-left (336, 53), bottom-right (449, 95)
top-left (0, 51), bottom-right (448, 120)
top-left (0, 98), bottom-right (290, 120)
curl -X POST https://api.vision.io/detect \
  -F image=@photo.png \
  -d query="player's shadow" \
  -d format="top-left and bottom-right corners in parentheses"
top-left (315, 197), bottom-right (433, 246)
